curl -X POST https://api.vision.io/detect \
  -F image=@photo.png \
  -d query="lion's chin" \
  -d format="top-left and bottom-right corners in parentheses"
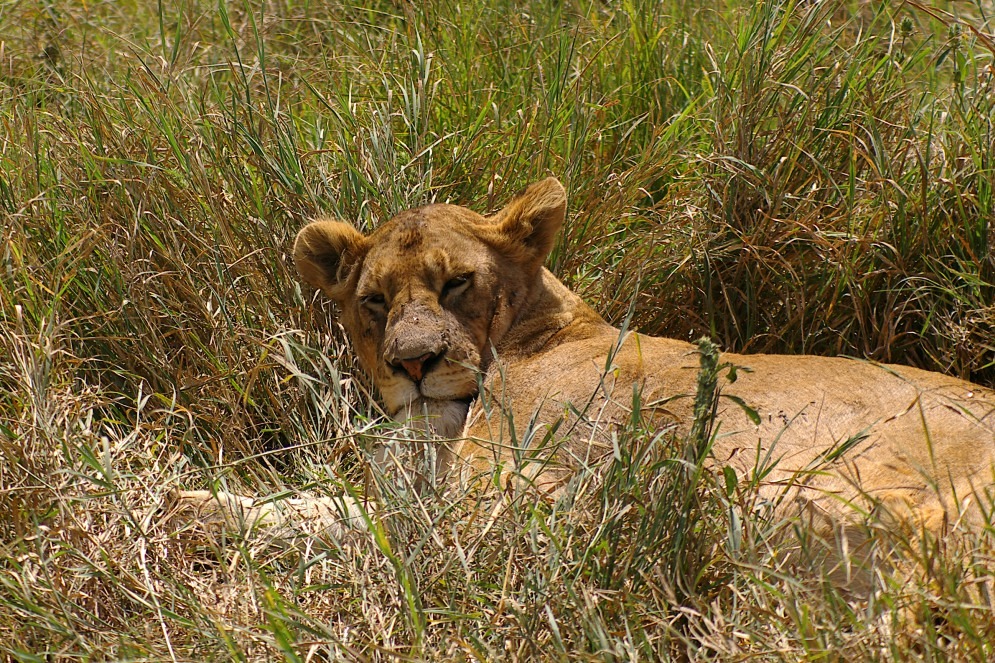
top-left (389, 398), bottom-right (471, 439)
top-left (380, 368), bottom-right (478, 436)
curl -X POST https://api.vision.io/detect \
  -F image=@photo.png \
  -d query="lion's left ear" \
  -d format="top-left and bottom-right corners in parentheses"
top-left (487, 177), bottom-right (566, 268)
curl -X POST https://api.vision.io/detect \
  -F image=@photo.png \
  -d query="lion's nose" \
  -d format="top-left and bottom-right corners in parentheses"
top-left (393, 352), bottom-right (439, 382)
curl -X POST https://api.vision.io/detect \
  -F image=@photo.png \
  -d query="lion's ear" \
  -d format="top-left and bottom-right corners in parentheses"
top-left (488, 177), bottom-right (566, 268)
top-left (293, 220), bottom-right (367, 301)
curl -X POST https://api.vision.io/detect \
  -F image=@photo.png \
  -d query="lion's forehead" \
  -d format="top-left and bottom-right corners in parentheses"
top-left (358, 209), bottom-right (490, 295)
top-left (358, 250), bottom-right (452, 294)
top-left (357, 205), bottom-right (496, 294)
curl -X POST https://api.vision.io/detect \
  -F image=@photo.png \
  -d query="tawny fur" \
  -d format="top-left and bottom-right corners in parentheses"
top-left (178, 177), bottom-right (995, 551)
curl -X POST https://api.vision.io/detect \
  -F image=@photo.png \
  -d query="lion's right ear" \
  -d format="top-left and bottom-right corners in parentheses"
top-left (293, 220), bottom-right (368, 301)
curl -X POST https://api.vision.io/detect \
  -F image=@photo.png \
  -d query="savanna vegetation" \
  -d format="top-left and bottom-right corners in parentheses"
top-left (2, 0), bottom-right (995, 659)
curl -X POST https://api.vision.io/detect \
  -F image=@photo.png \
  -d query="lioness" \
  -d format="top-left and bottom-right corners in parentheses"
top-left (180, 178), bottom-right (995, 550)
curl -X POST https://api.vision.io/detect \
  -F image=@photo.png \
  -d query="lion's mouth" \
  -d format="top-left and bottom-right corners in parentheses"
top-left (388, 351), bottom-right (449, 383)
top-left (415, 352), bottom-right (448, 382)
top-left (379, 346), bottom-right (482, 412)
top-left (388, 353), bottom-right (480, 396)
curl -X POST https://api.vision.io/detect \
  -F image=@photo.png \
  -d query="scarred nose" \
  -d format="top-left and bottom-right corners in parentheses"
top-left (383, 299), bottom-right (447, 382)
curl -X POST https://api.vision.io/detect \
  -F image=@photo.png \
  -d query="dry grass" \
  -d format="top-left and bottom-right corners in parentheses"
top-left (2, 0), bottom-right (995, 659)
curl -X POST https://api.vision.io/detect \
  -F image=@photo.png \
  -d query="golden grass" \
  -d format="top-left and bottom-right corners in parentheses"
top-left (2, 0), bottom-right (995, 658)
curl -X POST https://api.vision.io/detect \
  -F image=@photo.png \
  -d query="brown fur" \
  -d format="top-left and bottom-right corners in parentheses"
top-left (294, 177), bottom-right (995, 540)
top-left (175, 178), bottom-right (995, 554)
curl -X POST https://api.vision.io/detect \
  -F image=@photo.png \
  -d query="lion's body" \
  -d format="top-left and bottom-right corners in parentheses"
top-left (179, 177), bottom-right (995, 549)
top-left (290, 177), bottom-right (995, 539)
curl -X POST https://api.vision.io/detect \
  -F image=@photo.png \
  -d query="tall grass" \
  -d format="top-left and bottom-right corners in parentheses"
top-left (2, 0), bottom-right (995, 659)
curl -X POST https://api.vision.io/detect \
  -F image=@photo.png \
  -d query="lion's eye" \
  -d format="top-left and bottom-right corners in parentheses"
top-left (442, 274), bottom-right (473, 298)
top-left (361, 293), bottom-right (386, 312)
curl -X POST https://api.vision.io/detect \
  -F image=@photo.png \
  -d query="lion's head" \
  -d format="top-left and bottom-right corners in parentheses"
top-left (293, 178), bottom-right (567, 432)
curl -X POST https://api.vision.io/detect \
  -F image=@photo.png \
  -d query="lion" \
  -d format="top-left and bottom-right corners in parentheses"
top-left (176, 177), bottom-right (995, 557)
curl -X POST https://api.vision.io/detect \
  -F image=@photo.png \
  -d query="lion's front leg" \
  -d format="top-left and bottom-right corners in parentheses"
top-left (168, 489), bottom-right (372, 545)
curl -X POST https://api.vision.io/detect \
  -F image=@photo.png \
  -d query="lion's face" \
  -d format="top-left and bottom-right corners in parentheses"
top-left (293, 178), bottom-right (567, 424)
top-left (327, 205), bottom-right (513, 413)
